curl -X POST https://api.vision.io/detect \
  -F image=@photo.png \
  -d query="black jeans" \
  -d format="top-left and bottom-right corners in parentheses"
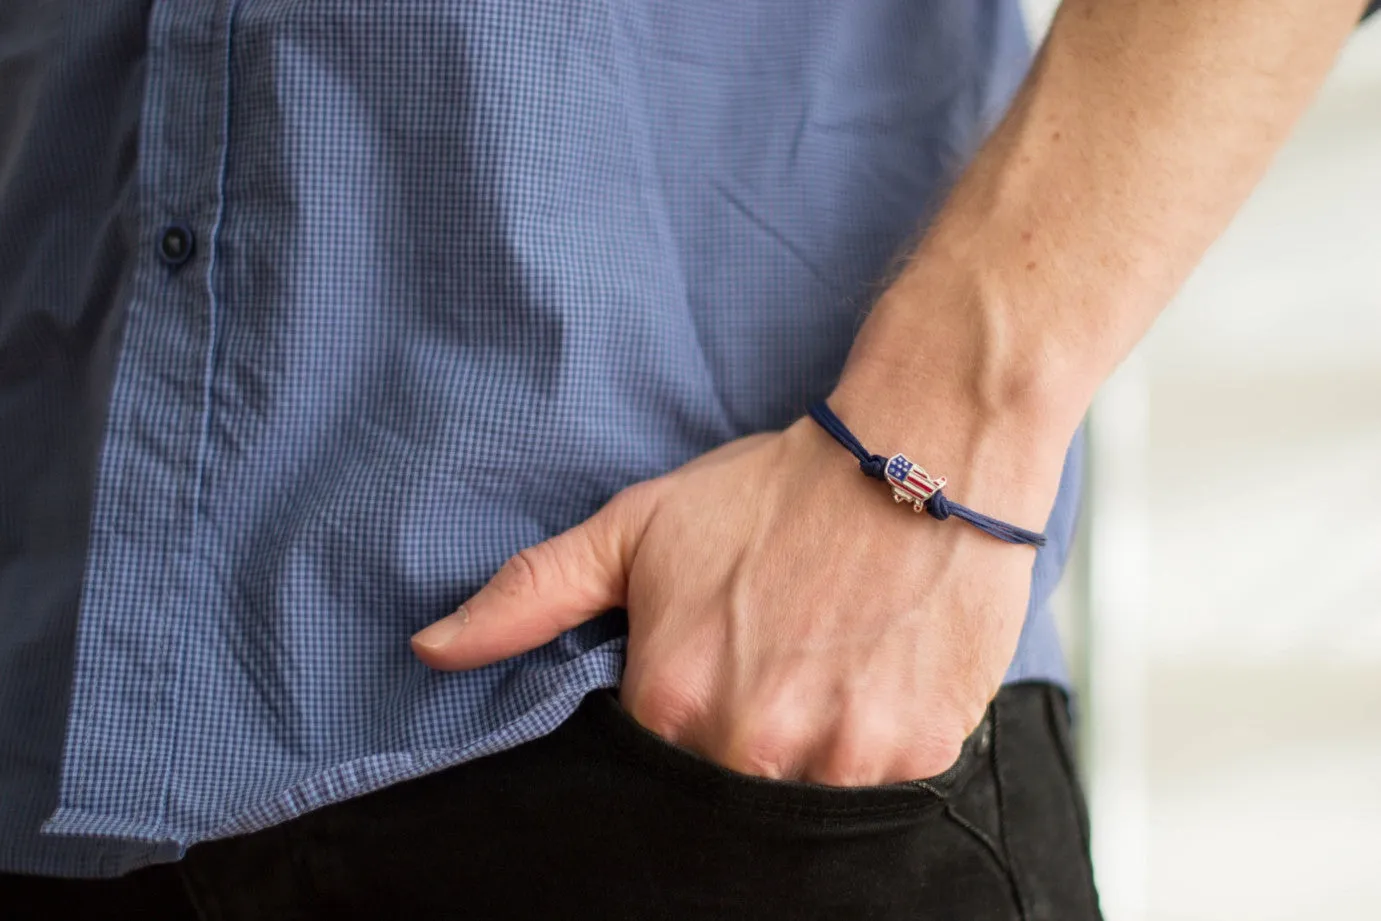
top-left (2, 683), bottom-right (1101, 920)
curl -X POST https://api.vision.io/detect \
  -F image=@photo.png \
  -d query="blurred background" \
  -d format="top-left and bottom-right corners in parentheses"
top-left (1018, 5), bottom-right (1381, 920)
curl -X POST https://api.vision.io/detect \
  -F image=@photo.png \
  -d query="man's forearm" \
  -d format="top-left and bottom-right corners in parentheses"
top-left (833, 0), bottom-right (1367, 486)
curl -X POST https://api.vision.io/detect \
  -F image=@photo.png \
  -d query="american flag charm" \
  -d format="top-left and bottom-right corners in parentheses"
top-left (884, 453), bottom-right (947, 512)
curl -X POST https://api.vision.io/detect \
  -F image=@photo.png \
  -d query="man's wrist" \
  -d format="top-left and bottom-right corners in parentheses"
top-left (837, 254), bottom-right (1088, 436)
top-left (825, 255), bottom-right (1088, 529)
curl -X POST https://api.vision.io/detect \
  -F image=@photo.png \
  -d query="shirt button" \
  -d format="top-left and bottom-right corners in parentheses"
top-left (158, 223), bottom-right (195, 267)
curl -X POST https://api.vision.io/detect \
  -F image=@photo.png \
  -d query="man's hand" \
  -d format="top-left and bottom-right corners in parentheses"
top-left (413, 0), bottom-right (1368, 783)
top-left (412, 410), bottom-right (1056, 785)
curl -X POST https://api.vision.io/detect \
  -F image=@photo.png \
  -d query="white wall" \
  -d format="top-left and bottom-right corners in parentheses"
top-left (1030, 11), bottom-right (1381, 921)
top-left (1140, 20), bottom-right (1381, 921)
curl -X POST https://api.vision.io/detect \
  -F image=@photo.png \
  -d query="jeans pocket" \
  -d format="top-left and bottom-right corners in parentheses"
top-left (584, 688), bottom-right (987, 825)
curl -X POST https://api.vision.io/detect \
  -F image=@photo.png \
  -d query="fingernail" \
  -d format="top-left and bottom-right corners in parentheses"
top-left (411, 605), bottom-right (471, 650)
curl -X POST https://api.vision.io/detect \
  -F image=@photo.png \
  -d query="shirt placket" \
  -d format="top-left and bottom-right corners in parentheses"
top-left (45, 0), bottom-right (238, 843)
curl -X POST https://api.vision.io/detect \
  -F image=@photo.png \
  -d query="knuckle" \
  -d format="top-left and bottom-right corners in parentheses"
top-left (498, 545), bottom-right (548, 600)
top-left (735, 747), bottom-right (793, 780)
top-left (728, 720), bottom-right (805, 780)
top-left (817, 722), bottom-right (891, 787)
top-left (815, 758), bottom-right (878, 788)
top-left (611, 478), bottom-right (663, 515)
top-left (906, 731), bottom-right (966, 779)
top-left (602, 480), bottom-right (664, 541)
top-left (628, 682), bottom-right (701, 741)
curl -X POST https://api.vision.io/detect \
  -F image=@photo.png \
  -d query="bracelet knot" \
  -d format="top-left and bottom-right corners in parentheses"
top-left (925, 490), bottom-right (953, 521)
top-left (805, 401), bottom-right (1047, 548)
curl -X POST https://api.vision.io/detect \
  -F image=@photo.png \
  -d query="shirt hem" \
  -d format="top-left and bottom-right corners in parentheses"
top-left (40, 670), bottom-right (620, 856)
top-left (32, 624), bottom-right (1069, 876)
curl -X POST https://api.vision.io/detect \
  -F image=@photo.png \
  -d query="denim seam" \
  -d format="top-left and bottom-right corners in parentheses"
top-left (1044, 688), bottom-right (1100, 898)
top-left (941, 802), bottom-right (1024, 916)
top-left (991, 700), bottom-right (1033, 921)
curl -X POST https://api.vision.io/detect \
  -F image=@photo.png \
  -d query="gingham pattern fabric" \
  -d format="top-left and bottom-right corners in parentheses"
top-left (0, 0), bottom-right (1077, 878)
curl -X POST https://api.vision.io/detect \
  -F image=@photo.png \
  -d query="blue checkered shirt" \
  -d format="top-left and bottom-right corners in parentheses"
top-left (0, 0), bottom-right (1080, 877)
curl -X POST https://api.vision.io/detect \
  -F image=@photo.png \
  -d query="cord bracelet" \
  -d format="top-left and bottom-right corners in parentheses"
top-left (806, 401), bottom-right (1047, 547)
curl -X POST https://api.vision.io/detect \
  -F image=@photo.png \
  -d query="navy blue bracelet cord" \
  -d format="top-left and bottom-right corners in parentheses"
top-left (807, 401), bottom-right (1047, 547)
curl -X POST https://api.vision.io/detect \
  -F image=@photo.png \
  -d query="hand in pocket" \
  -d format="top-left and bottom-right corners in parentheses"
top-left (413, 413), bottom-right (1053, 787)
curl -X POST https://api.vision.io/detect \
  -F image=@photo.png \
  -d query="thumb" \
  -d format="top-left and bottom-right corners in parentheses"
top-left (411, 483), bottom-right (655, 671)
